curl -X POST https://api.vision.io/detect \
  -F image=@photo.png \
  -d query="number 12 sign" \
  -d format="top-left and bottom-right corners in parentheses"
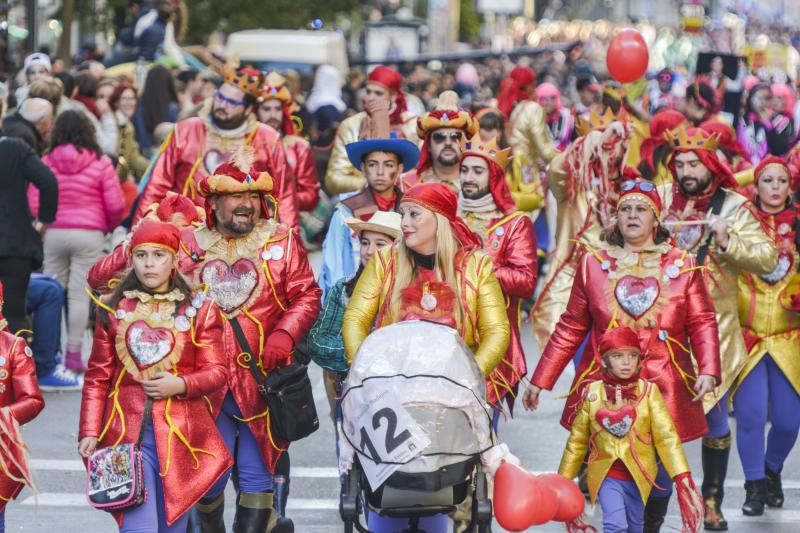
top-left (350, 389), bottom-right (430, 489)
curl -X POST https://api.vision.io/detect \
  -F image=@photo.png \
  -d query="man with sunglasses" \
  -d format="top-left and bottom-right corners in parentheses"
top-left (325, 65), bottom-right (419, 195)
top-left (403, 91), bottom-right (478, 191)
top-left (318, 101), bottom-right (419, 297)
top-left (658, 127), bottom-right (776, 531)
top-left (136, 65), bottom-right (298, 228)
top-left (258, 72), bottom-right (320, 215)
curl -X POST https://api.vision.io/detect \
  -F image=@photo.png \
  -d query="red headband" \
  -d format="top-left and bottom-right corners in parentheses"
top-left (754, 155), bottom-right (791, 184)
top-left (368, 65), bottom-right (407, 123)
top-left (597, 326), bottom-right (641, 360)
top-left (618, 178), bottom-right (663, 217)
top-left (130, 220), bottom-right (180, 255)
top-left (402, 183), bottom-right (482, 249)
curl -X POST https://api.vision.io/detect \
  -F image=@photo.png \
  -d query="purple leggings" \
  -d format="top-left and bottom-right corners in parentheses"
top-left (733, 355), bottom-right (800, 480)
top-left (705, 392), bottom-right (731, 439)
top-left (120, 425), bottom-right (189, 532)
top-left (597, 476), bottom-right (644, 533)
top-left (367, 512), bottom-right (449, 533)
top-left (205, 393), bottom-right (273, 498)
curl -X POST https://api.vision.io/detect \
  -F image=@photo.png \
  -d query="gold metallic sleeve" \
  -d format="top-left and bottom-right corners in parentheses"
top-left (325, 114), bottom-right (367, 195)
top-left (558, 391), bottom-right (591, 480)
top-left (342, 249), bottom-right (387, 363)
top-left (717, 202), bottom-right (777, 276)
top-left (472, 254), bottom-right (511, 377)
top-left (510, 101), bottom-right (558, 165)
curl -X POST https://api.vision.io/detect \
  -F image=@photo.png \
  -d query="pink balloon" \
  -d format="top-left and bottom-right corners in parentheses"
top-left (537, 473), bottom-right (586, 522)
top-left (607, 29), bottom-right (649, 84)
top-left (494, 462), bottom-right (540, 531)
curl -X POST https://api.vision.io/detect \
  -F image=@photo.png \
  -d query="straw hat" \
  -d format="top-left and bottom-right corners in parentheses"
top-left (344, 211), bottom-right (402, 240)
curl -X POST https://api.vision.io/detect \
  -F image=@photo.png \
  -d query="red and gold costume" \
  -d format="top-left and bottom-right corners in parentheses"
top-left (79, 222), bottom-right (233, 525)
top-left (260, 72), bottom-right (320, 212)
top-left (135, 67), bottom-right (298, 228)
top-left (735, 156), bottom-right (800, 395)
top-left (325, 66), bottom-right (419, 194)
top-left (343, 183), bottom-right (510, 377)
top-left (658, 128), bottom-right (777, 409)
top-left (531, 112), bottom-right (631, 350)
top-left (177, 151), bottom-right (321, 471)
top-left (457, 134), bottom-right (537, 406)
top-left (0, 284), bottom-right (44, 510)
top-left (402, 90), bottom-right (479, 190)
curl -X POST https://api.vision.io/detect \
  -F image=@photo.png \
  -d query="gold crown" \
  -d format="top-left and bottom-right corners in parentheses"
top-left (461, 132), bottom-right (511, 170)
top-left (664, 127), bottom-right (720, 152)
top-left (575, 107), bottom-right (623, 137)
top-left (222, 65), bottom-right (263, 98)
top-left (260, 71), bottom-right (293, 104)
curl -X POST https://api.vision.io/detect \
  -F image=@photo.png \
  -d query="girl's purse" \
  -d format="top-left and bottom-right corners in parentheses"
top-left (86, 398), bottom-right (152, 512)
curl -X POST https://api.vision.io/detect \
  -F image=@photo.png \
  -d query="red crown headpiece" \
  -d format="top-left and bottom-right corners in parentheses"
top-left (222, 65), bottom-right (263, 98)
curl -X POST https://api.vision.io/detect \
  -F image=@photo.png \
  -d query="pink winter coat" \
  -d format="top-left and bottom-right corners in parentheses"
top-left (28, 144), bottom-right (125, 233)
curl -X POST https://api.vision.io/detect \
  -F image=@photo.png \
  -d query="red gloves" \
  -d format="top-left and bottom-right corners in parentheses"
top-left (262, 330), bottom-right (294, 371)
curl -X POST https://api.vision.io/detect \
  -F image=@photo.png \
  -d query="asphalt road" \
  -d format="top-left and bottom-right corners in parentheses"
top-left (8, 252), bottom-right (800, 532)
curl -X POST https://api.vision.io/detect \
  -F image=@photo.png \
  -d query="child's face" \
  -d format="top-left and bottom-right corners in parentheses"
top-left (603, 347), bottom-right (641, 380)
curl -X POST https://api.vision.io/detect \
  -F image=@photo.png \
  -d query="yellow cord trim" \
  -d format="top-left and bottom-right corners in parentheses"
top-left (13, 329), bottom-right (32, 338)
top-left (203, 395), bottom-right (213, 415)
top-left (261, 261), bottom-right (287, 311)
top-left (189, 315), bottom-right (211, 348)
top-left (560, 359), bottom-right (597, 399)
top-left (159, 396), bottom-right (216, 477)
top-left (494, 371), bottom-right (517, 399)
top-left (107, 278), bottom-right (121, 290)
top-left (241, 308), bottom-right (266, 357)
top-left (182, 150), bottom-right (204, 199)
top-left (665, 337), bottom-right (697, 397)
top-left (680, 266), bottom-right (707, 275)
top-left (233, 408), bottom-right (287, 452)
top-left (500, 358), bottom-right (524, 384)
top-left (236, 352), bottom-right (253, 369)
top-left (568, 239), bottom-right (605, 263)
top-left (487, 212), bottom-right (525, 236)
top-left (85, 287), bottom-right (116, 315)
top-left (98, 369), bottom-right (128, 446)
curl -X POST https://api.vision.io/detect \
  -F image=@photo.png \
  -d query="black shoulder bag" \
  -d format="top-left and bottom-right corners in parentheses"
top-left (695, 187), bottom-right (727, 266)
top-left (229, 317), bottom-right (319, 442)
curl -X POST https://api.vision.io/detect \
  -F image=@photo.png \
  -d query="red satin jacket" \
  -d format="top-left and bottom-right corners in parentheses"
top-left (0, 331), bottom-right (44, 509)
top-left (283, 135), bottom-right (320, 212)
top-left (532, 244), bottom-right (721, 442)
top-left (483, 212), bottom-right (537, 407)
top-left (177, 220), bottom-right (322, 470)
top-left (79, 295), bottom-right (232, 525)
top-left (135, 116), bottom-right (299, 228)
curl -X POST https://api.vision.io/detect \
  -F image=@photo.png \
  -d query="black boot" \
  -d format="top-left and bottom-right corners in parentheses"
top-left (701, 434), bottom-right (730, 531)
top-left (765, 465), bottom-right (784, 508)
top-left (195, 493), bottom-right (226, 533)
top-left (233, 492), bottom-right (273, 533)
top-left (742, 479), bottom-right (767, 516)
top-left (272, 476), bottom-right (294, 533)
top-left (643, 495), bottom-right (670, 532)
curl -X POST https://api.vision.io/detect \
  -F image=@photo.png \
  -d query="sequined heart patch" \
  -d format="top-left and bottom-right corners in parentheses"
top-left (614, 275), bottom-right (659, 320)
top-left (596, 405), bottom-right (637, 438)
top-left (201, 258), bottom-right (259, 313)
top-left (125, 320), bottom-right (175, 370)
top-left (203, 148), bottom-right (232, 174)
top-left (665, 215), bottom-right (704, 251)
top-left (760, 250), bottom-right (794, 285)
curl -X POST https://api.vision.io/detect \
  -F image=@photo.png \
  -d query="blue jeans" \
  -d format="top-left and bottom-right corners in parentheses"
top-left (120, 425), bottom-right (189, 532)
top-left (26, 275), bottom-right (64, 376)
top-left (205, 393), bottom-right (274, 498)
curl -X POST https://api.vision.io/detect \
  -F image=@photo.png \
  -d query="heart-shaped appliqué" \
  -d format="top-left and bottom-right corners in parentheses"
top-left (203, 149), bottom-right (232, 174)
top-left (665, 215), bottom-right (704, 251)
top-left (125, 321), bottom-right (176, 370)
top-left (614, 275), bottom-right (660, 320)
top-left (596, 405), bottom-right (637, 438)
top-left (760, 250), bottom-right (794, 285)
top-left (201, 259), bottom-right (259, 313)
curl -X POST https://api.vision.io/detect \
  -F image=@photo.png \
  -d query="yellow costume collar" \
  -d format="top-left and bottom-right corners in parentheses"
top-left (122, 288), bottom-right (186, 303)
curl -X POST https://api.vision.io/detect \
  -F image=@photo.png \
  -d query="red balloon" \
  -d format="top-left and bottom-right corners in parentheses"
top-left (530, 475), bottom-right (559, 525)
top-left (537, 473), bottom-right (586, 522)
top-left (606, 28), bottom-right (649, 84)
top-left (493, 462), bottom-right (539, 532)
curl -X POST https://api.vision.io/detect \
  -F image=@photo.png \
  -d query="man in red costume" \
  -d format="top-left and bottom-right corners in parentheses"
top-left (325, 65), bottom-right (419, 195)
top-left (135, 65), bottom-right (299, 228)
top-left (403, 90), bottom-right (478, 191)
top-left (457, 133), bottom-right (537, 420)
top-left (179, 147), bottom-right (321, 532)
top-left (660, 127), bottom-right (776, 530)
top-left (258, 71), bottom-right (320, 213)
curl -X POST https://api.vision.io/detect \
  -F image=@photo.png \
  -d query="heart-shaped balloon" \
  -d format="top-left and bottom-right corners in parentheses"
top-left (125, 320), bottom-right (175, 370)
top-left (760, 249), bottom-right (794, 284)
top-left (201, 258), bottom-right (259, 313)
top-left (494, 462), bottom-right (559, 530)
top-left (596, 404), bottom-right (637, 438)
top-left (614, 275), bottom-right (660, 320)
top-left (537, 473), bottom-right (585, 522)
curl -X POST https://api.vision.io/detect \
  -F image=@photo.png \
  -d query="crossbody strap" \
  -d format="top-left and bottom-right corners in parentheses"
top-left (228, 316), bottom-right (267, 394)
top-left (135, 397), bottom-right (153, 448)
top-left (695, 187), bottom-right (727, 266)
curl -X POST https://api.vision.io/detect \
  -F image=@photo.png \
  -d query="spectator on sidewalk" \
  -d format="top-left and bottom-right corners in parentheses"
top-left (2, 98), bottom-right (55, 155)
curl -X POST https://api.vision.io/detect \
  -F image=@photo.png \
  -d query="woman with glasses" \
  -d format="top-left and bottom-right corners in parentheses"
top-left (523, 178), bottom-right (721, 528)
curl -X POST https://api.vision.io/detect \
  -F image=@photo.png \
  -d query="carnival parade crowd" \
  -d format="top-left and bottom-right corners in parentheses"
top-left (0, 17), bottom-right (799, 533)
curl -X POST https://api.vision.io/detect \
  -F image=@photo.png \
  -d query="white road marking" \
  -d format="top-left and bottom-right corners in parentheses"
top-left (31, 460), bottom-right (339, 478)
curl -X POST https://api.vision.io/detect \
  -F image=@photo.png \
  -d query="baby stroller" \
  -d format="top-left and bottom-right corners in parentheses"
top-left (339, 321), bottom-right (494, 533)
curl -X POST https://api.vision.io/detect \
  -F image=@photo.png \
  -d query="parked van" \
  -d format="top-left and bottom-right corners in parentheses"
top-left (224, 29), bottom-right (349, 74)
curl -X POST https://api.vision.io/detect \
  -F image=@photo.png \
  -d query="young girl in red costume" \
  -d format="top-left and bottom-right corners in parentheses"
top-left (0, 283), bottom-right (44, 532)
top-left (78, 221), bottom-right (232, 531)
top-left (559, 327), bottom-right (703, 533)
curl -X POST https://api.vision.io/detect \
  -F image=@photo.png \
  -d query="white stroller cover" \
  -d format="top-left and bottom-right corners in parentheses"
top-left (340, 321), bottom-right (493, 487)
